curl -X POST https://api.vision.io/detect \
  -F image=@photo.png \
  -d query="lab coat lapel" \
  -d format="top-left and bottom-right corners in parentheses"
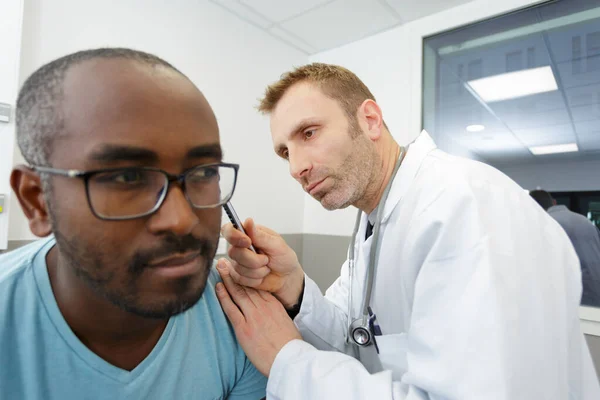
top-left (380, 130), bottom-right (438, 225)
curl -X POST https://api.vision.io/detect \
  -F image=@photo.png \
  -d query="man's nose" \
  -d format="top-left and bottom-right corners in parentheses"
top-left (289, 150), bottom-right (311, 182)
top-left (146, 185), bottom-right (198, 236)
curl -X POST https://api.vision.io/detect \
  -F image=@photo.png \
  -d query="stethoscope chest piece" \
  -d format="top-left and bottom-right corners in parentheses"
top-left (349, 319), bottom-right (372, 347)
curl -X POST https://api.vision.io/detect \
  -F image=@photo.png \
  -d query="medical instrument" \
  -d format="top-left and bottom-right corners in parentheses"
top-left (347, 146), bottom-right (407, 348)
top-left (223, 201), bottom-right (257, 253)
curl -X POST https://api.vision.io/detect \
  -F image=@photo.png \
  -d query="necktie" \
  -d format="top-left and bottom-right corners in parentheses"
top-left (365, 221), bottom-right (374, 240)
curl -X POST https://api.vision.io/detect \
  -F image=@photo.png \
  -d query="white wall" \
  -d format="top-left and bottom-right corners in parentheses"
top-left (0, 0), bottom-right (25, 249)
top-left (306, 0), bottom-right (546, 237)
top-left (499, 159), bottom-right (600, 192)
top-left (7, 0), bottom-right (308, 243)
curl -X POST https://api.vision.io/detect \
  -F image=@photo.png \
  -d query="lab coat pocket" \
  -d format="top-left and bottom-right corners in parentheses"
top-left (376, 333), bottom-right (408, 381)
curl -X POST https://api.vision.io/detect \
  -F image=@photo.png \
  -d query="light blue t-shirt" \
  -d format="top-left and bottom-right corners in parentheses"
top-left (0, 238), bottom-right (267, 399)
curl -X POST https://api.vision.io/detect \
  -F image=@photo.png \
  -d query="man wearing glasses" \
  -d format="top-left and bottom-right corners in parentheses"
top-left (0, 48), bottom-right (267, 399)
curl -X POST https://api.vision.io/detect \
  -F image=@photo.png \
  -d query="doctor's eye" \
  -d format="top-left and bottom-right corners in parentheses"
top-left (304, 130), bottom-right (316, 140)
top-left (281, 149), bottom-right (289, 160)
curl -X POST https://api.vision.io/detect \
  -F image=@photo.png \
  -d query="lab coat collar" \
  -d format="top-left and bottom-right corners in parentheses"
top-left (378, 130), bottom-right (437, 224)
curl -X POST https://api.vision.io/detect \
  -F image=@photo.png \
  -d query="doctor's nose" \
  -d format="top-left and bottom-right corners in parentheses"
top-left (289, 152), bottom-right (312, 181)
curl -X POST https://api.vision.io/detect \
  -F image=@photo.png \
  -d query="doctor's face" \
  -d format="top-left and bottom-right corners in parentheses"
top-left (270, 82), bottom-right (377, 210)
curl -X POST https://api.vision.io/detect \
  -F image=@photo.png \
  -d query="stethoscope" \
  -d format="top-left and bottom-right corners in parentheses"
top-left (347, 145), bottom-right (407, 348)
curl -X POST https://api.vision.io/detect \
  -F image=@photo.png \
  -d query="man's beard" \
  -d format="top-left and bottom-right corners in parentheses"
top-left (53, 223), bottom-right (217, 319)
top-left (317, 132), bottom-right (378, 211)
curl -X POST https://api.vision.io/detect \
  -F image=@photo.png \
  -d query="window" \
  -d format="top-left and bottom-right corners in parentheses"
top-left (423, 0), bottom-right (600, 307)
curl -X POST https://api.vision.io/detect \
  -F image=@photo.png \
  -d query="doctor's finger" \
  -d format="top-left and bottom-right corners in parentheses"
top-left (228, 246), bottom-right (269, 269)
top-left (245, 219), bottom-right (280, 236)
top-left (257, 289), bottom-right (278, 304)
top-left (228, 263), bottom-right (265, 289)
top-left (217, 259), bottom-right (252, 299)
top-left (215, 282), bottom-right (246, 327)
top-left (221, 223), bottom-right (253, 249)
top-left (243, 219), bottom-right (285, 252)
top-left (233, 263), bottom-right (271, 280)
top-left (228, 281), bottom-right (265, 309)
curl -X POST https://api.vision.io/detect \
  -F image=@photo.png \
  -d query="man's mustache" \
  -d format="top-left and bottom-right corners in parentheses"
top-left (130, 234), bottom-right (215, 273)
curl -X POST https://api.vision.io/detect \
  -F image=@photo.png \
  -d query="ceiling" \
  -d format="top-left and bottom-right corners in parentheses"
top-left (209, 0), bottom-right (473, 54)
top-left (429, 0), bottom-right (600, 167)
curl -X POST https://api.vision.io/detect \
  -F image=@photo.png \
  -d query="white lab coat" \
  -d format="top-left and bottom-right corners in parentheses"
top-left (266, 131), bottom-right (600, 399)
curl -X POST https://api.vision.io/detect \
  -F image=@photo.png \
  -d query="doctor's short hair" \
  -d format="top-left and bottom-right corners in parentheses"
top-left (529, 190), bottom-right (555, 210)
top-left (258, 63), bottom-right (388, 132)
top-left (16, 47), bottom-right (183, 167)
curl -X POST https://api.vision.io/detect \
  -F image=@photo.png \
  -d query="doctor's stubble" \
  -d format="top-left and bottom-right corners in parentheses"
top-left (313, 120), bottom-right (381, 211)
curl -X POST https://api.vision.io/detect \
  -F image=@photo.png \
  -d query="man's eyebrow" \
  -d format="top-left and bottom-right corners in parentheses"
top-left (288, 118), bottom-right (319, 139)
top-left (87, 143), bottom-right (223, 165)
top-left (186, 144), bottom-right (223, 160)
top-left (274, 119), bottom-right (320, 157)
top-left (88, 145), bottom-right (159, 164)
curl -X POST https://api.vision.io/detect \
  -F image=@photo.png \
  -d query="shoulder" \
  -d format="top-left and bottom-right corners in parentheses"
top-left (552, 208), bottom-right (590, 226)
top-left (185, 263), bottom-right (240, 352)
top-left (190, 264), bottom-right (228, 322)
top-left (408, 157), bottom-right (482, 219)
top-left (413, 152), bottom-right (525, 216)
top-left (0, 238), bottom-right (53, 287)
top-left (201, 266), bottom-right (228, 318)
top-left (402, 153), bottom-right (542, 249)
top-left (0, 238), bottom-right (55, 337)
top-left (184, 265), bottom-right (267, 396)
top-left (570, 212), bottom-right (600, 234)
top-left (206, 264), bottom-right (223, 287)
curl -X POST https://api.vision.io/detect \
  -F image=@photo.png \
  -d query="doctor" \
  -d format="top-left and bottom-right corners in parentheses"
top-left (215, 63), bottom-right (600, 399)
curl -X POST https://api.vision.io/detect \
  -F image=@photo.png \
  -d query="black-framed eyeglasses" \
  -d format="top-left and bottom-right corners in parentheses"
top-left (32, 163), bottom-right (239, 221)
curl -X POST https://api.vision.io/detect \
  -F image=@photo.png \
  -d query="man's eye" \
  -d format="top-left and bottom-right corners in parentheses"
top-left (115, 170), bottom-right (143, 183)
top-left (188, 166), bottom-right (219, 182)
top-left (94, 170), bottom-right (147, 185)
top-left (281, 149), bottom-right (289, 160)
top-left (304, 130), bottom-right (315, 139)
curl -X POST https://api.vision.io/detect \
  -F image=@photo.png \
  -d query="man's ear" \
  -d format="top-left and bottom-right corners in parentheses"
top-left (10, 165), bottom-right (53, 237)
top-left (357, 99), bottom-right (384, 140)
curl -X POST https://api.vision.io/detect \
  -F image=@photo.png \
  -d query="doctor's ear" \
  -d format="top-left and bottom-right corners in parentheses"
top-left (10, 165), bottom-right (53, 237)
top-left (357, 99), bottom-right (384, 140)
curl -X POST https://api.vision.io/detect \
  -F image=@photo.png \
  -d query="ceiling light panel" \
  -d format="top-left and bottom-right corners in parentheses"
top-left (467, 66), bottom-right (559, 103)
top-left (529, 143), bottom-right (579, 155)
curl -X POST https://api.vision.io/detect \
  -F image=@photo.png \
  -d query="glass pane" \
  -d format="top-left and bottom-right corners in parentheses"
top-left (423, 0), bottom-right (600, 308)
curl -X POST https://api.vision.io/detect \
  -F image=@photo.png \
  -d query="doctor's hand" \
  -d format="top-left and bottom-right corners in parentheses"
top-left (216, 259), bottom-right (302, 377)
top-left (221, 218), bottom-right (305, 308)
